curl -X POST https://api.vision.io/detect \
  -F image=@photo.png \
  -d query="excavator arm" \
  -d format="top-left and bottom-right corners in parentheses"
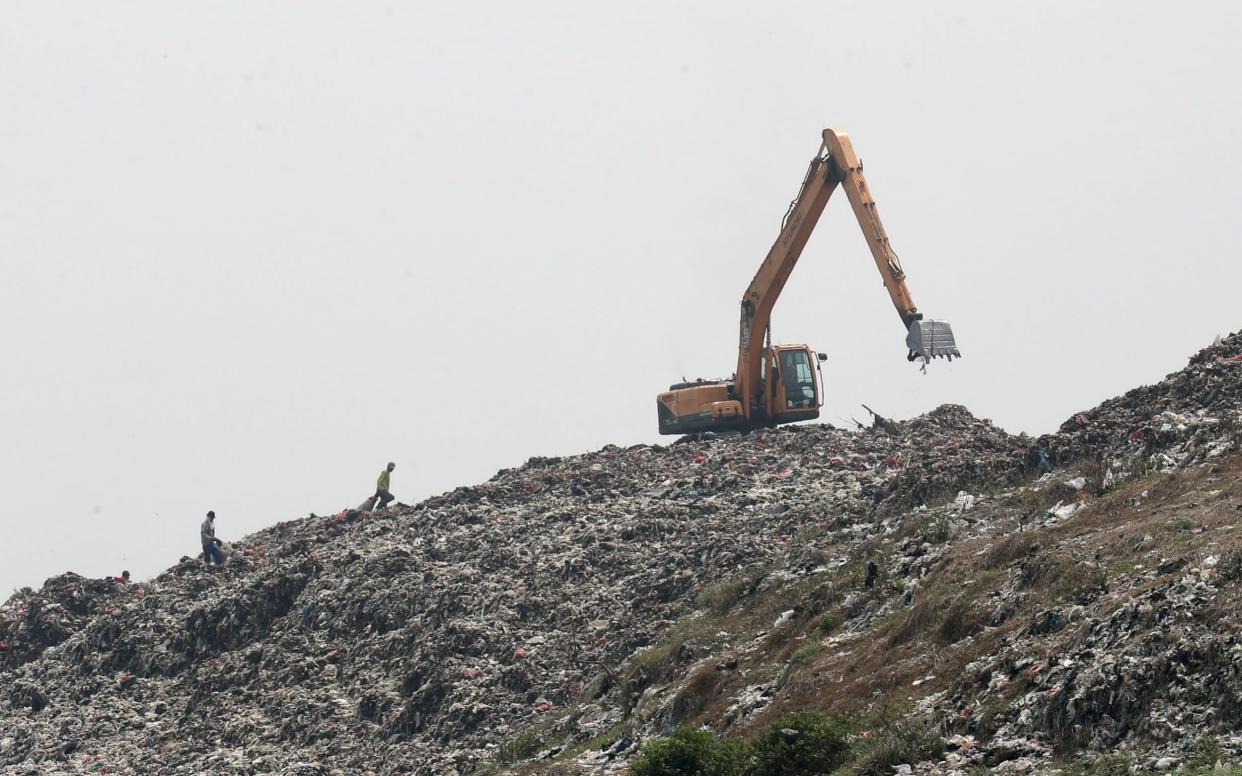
top-left (826, 130), bottom-right (919, 328)
top-left (824, 130), bottom-right (960, 363)
top-left (735, 128), bottom-right (958, 419)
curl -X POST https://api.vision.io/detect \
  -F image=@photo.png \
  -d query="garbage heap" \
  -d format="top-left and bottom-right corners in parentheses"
top-left (0, 572), bottom-right (136, 673)
top-left (0, 331), bottom-right (1239, 775)
top-left (930, 333), bottom-right (1242, 770)
top-left (1052, 333), bottom-right (1242, 470)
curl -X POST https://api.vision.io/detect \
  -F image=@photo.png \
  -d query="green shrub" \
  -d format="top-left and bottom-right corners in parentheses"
top-left (1055, 564), bottom-right (1108, 604)
top-left (696, 567), bottom-right (767, 616)
top-left (1058, 751), bottom-right (1134, 776)
top-left (750, 712), bottom-right (853, 776)
top-left (789, 641), bottom-right (825, 667)
top-left (850, 718), bottom-right (943, 776)
top-left (816, 613), bottom-right (840, 633)
top-left (628, 727), bottom-right (749, 776)
top-left (494, 726), bottom-right (546, 763)
top-left (697, 578), bottom-right (750, 616)
top-left (918, 518), bottom-right (953, 544)
top-left (1187, 735), bottom-right (1225, 769)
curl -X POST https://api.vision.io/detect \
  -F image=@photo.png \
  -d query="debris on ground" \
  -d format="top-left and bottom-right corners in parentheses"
top-left (1, 331), bottom-right (1241, 775)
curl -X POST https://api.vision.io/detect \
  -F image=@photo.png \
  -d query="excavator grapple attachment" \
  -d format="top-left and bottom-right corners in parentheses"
top-left (906, 319), bottom-right (959, 361)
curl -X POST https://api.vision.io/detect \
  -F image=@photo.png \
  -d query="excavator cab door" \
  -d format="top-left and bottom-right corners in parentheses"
top-left (769, 346), bottom-right (820, 425)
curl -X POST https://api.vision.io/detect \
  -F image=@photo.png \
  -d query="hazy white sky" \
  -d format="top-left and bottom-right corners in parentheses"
top-left (3, 1), bottom-right (1241, 594)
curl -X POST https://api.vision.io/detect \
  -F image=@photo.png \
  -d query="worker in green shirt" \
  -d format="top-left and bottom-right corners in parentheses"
top-left (373, 462), bottom-right (396, 511)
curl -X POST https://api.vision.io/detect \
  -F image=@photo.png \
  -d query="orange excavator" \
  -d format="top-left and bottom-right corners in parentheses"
top-left (656, 128), bottom-right (958, 436)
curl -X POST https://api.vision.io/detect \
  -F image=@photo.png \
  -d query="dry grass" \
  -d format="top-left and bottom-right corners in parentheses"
top-left (622, 615), bottom-right (724, 711)
top-left (983, 532), bottom-right (1040, 568)
top-left (695, 565), bottom-right (769, 616)
top-left (669, 664), bottom-right (723, 724)
top-left (521, 453), bottom-right (1242, 776)
top-left (748, 453), bottom-right (1242, 734)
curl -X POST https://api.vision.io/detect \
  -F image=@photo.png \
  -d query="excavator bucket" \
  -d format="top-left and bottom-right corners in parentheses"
top-left (906, 319), bottom-right (959, 361)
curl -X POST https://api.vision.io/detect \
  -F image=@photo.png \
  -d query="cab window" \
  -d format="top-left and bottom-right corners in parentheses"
top-left (779, 350), bottom-right (816, 408)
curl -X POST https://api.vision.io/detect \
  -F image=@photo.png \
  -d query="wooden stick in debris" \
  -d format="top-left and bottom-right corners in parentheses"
top-left (861, 404), bottom-right (900, 434)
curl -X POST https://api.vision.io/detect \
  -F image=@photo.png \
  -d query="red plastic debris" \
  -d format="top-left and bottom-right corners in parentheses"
top-left (535, 702), bottom-right (553, 713)
top-left (461, 667), bottom-right (481, 679)
top-left (1130, 430), bottom-right (1144, 442)
top-left (513, 647), bottom-right (528, 660)
top-left (692, 454), bottom-right (706, 464)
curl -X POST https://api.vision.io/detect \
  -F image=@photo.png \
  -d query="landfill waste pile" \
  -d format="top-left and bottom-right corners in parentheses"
top-left (0, 331), bottom-right (1240, 775)
top-left (0, 573), bottom-right (140, 673)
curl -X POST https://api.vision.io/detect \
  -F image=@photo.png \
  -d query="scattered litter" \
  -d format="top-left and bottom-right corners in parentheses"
top-left (2, 330), bottom-right (1241, 774)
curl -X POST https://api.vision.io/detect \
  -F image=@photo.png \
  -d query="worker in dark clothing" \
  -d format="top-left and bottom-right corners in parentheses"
top-left (201, 510), bottom-right (224, 565)
top-left (373, 462), bottom-right (396, 511)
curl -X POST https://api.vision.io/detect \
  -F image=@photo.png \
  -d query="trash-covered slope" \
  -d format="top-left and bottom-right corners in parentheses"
top-left (543, 332), bottom-right (1242, 775)
top-left (1, 332), bottom-right (1240, 776)
top-left (0, 573), bottom-right (136, 673)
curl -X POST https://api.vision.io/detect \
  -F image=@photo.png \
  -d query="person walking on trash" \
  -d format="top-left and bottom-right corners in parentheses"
top-left (201, 510), bottom-right (224, 565)
top-left (372, 462), bottom-right (396, 511)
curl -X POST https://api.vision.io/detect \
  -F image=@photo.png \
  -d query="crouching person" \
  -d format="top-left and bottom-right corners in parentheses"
top-left (373, 462), bottom-right (396, 511)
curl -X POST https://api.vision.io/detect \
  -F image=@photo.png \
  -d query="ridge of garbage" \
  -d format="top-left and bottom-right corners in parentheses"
top-left (1, 331), bottom-right (1240, 775)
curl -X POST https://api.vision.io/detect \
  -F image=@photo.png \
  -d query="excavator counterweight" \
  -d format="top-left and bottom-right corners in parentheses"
top-left (656, 128), bottom-right (959, 436)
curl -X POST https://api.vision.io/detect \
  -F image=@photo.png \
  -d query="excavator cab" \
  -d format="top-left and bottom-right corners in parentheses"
top-left (766, 345), bottom-right (822, 425)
